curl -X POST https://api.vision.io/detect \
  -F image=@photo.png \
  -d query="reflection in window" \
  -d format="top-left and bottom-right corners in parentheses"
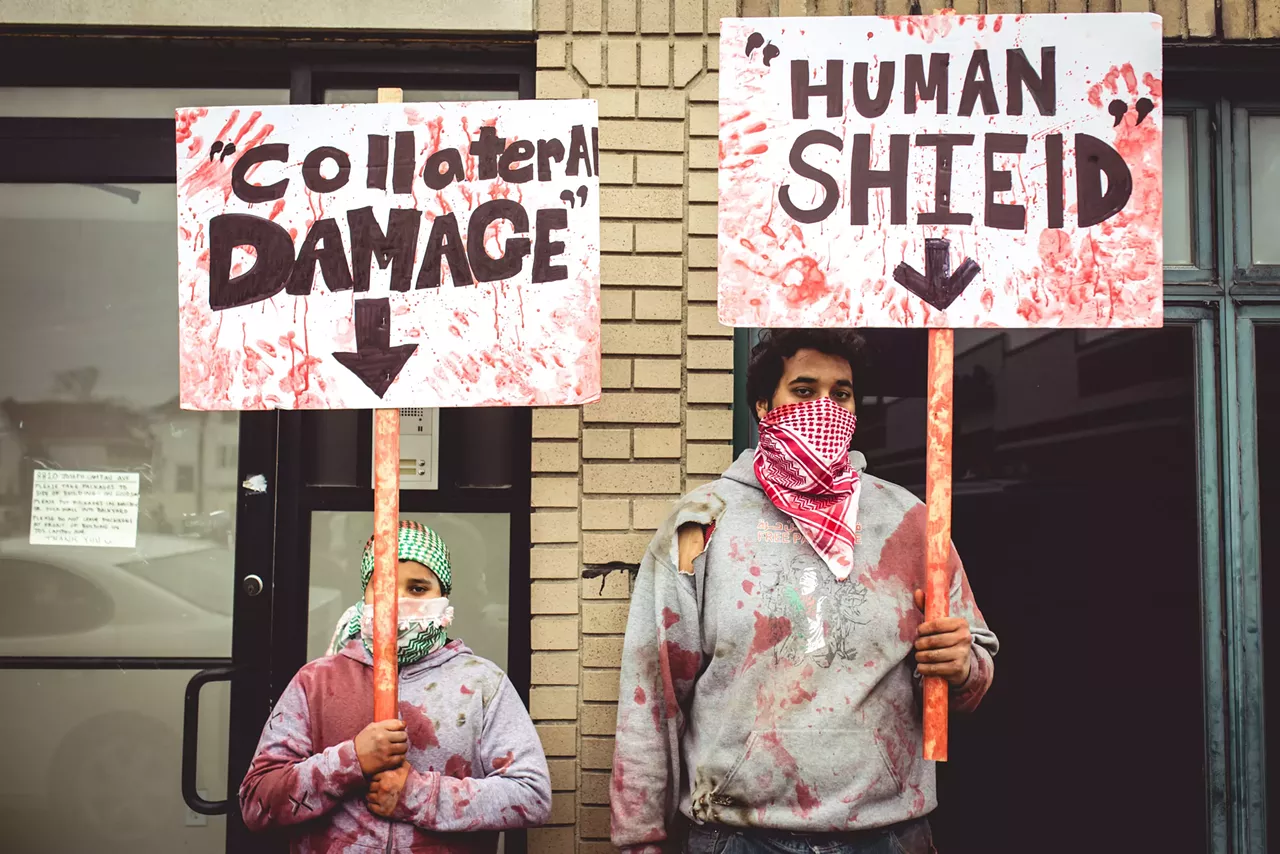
top-left (1163, 115), bottom-right (1194, 267)
top-left (0, 557), bottom-right (114, 637)
top-left (857, 328), bottom-right (1203, 854)
top-left (0, 183), bottom-right (240, 657)
top-left (0, 86), bottom-right (289, 118)
top-left (1250, 116), bottom-right (1280, 265)
top-left (0, 668), bottom-right (229, 853)
top-left (1256, 325), bottom-right (1280, 836)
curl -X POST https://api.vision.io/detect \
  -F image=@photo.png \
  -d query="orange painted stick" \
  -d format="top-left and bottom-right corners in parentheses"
top-left (371, 87), bottom-right (404, 724)
top-left (922, 327), bottom-right (954, 762)
top-left (372, 406), bottom-right (401, 721)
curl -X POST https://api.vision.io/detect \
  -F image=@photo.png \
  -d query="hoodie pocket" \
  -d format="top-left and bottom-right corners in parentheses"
top-left (709, 728), bottom-right (904, 818)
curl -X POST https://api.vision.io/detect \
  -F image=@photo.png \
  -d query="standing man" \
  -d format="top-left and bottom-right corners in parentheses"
top-left (611, 329), bottom-right (997, 854)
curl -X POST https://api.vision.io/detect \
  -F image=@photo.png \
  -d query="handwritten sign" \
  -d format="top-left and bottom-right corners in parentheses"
top-left (718, 14), bottom-right (1164, 329)
top-left (30, 470), bottom-right (141, 548)
top-left (177, 100), bottom-right (601, 410)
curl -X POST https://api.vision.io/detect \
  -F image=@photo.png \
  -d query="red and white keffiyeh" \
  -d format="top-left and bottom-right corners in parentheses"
top-left (753, 397), bottom-right (861, 581)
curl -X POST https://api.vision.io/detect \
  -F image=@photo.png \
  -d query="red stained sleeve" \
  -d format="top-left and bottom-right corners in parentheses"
top-left (946, 550), bottom-right (997, 714)
top-left (611, 536), bottom-right (705, 849)
top-left (238, 674), bottom-right (366, 831)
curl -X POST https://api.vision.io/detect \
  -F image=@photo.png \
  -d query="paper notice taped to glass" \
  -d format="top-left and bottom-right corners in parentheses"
top-left (29, 470), bottom-right (141, 548)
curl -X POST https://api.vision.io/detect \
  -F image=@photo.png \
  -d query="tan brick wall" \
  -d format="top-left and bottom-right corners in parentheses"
top-left (532, 0), bottom-right (733, 849)
top-left (534, 0), bottom-right (1276, 849)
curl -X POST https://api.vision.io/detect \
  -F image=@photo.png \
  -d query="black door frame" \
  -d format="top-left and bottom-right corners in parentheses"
top-left (0, 27), bottom-right (536, 854)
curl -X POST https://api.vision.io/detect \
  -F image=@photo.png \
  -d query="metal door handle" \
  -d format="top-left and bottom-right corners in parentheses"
top-left (182, 666), bottom-right (236, 816)
top-left (242, 574), bottom-right (264, 596)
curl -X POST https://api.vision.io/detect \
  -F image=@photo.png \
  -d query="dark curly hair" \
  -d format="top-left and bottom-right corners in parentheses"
top-left (746, 328), bottom-right (867, 422)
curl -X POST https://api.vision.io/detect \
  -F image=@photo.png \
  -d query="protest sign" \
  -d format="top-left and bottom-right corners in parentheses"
top-left (176, 99), bottom-right (601, 410)
top-left (718, 13), bottom-right (1163, 329)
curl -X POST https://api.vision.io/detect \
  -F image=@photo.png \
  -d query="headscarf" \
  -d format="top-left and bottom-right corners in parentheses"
top-left (327, 520), bottom-right (455, 664)
top-left (753, 396), bottom-right (862, 581)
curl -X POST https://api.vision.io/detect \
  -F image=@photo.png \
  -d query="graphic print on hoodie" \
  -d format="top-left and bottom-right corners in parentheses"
top-left (610, 450), bottom-right (999, 852)
top-left (239, 639), bottom-right (551, 854)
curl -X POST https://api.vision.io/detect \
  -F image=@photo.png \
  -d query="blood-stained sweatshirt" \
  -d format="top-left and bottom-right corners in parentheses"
top-left (611, 450), bottom-right (998, 852)
top-left (240, 639), bottom-right (551, 853)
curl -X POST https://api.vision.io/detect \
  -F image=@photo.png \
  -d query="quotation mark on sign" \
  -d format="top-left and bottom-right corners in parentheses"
top-left (1107, 98), bottom-right (1155, 127)
top-left (559, 186), bottom-right (589, 208)
top-left (208, 141), bottom-right (238, 162)
top-left (745, 32), bottom-right (780, 67)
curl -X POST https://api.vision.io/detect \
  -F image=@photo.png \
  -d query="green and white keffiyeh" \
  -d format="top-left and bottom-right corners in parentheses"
top-left (327, 520), bottom-right (455, 665)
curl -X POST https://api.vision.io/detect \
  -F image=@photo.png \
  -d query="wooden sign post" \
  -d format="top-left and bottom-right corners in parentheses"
top-left (370, 88), bottom-right (403, 724)
top-left (717, 14), bottom-right (1166, 762)
top-left (922, 328), bottom-right (953, 760)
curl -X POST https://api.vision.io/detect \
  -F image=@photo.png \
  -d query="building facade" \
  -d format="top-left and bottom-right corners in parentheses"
top-left (0, 1), bottom-right (1277, 853)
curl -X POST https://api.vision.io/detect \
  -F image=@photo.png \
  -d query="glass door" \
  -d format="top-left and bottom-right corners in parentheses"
top-left (0, 86), bottom-right (287, 854)
top-left (1234, 308), bottom-right (1280, 854)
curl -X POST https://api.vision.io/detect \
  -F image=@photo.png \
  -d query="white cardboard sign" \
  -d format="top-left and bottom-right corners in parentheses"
top-left (30, 470), bottom-right (141, 548)
top-left (176, 100), bottom-right (601, 410)
top-left (718, 14), bottom-right (1164, 329)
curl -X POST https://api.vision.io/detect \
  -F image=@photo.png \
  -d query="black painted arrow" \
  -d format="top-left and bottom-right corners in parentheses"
top-left (891, 238), bottom-right (981, 311)
top-left (332, 298), bottom-right (418, 398)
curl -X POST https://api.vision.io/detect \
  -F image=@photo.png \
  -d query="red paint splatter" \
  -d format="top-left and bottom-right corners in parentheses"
top-left (661, 607), bottom-right (681, 629)
top-left (742, 579), bottom-right (755, 595)
top-left (662, 641), bottom-right (701, 682)
top-left (491, 750), bottom-right (515, 773)
top-left (1038, 229), bottom-right (1073, 266)
top-left (865, 504), bottom-right (927, 591)
top-left (742, 612), bottom-right (792, 669)
top-left (398, 702), bottom-right (439, 750)
top-left (460, 684), bottom-right (475, 695)
top-left (445, 754), bottom-right (473, 778)
top-left (896, 602), bottom-right (924, 644)
top-left (175, 108), bottom-right (208, 143)
top-left (634, 686), bottom-right (647, 704)
top-left (794, 780), bottom-right (821, 817)
top-left (788, 682), bottom-right (816, 704)
top-left (780, 256), bottom-right (833, 307)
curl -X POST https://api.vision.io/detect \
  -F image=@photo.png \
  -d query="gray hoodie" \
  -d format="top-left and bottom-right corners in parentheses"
top-left (610, 450), bottom-right (998, 851)
top-left (240, 639), bottom-right (551, 853)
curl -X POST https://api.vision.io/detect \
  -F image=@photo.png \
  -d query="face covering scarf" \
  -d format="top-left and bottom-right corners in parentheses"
top-left (753, 396), bottom-right (862, 581)
top-left (357, 596), bottom-right (454, 663)
top-left (328, 520), bottom-right (455, 664)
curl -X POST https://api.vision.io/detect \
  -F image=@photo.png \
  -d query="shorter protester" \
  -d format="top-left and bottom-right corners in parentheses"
top-left (240, 520), bottom-right (550, 853)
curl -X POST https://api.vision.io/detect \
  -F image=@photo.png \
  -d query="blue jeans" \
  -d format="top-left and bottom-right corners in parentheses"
top-left (684, 818), bottom-right (933, 854)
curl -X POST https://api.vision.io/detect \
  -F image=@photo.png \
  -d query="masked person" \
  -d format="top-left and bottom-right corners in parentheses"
top-left (240, 520), bottom-right (551, 853)
top-left (611, 329), bottom-right (998, 854)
